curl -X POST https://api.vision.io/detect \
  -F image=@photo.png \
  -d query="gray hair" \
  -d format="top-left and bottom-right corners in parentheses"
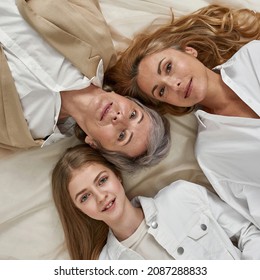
top-left (98, 98), bottom-right (171, 173)
top-left (74, 97), bottom-right (171, 173)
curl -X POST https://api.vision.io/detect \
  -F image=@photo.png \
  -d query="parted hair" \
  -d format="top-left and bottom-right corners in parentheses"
top-left (104, 4), bottom-right (260, 115)
top-left (52, 144), bottom-right (122, 259)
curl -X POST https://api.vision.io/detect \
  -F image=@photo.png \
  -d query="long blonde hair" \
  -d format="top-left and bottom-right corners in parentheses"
top-left (105, 4), bottom-right (260, 115)
top-left (52, 144), bottom-right (122, 259)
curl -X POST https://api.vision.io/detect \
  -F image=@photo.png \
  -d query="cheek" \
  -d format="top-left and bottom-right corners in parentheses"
top-left (98, 132), bottom-right (114, 149)
top-left (84, 207), bottom-right (99, 220)
top-left (115, 182), bottom-right (125, 198)
top-left (78, 201), bottom-right (96, 218)
top-left (166, 94), bottom-right (177, 103)
top-left (88, 125), bottom-right (114, 145)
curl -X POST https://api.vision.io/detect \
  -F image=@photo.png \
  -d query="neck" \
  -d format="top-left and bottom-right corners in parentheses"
top-left (198, 69), bottom-right (229, 114)
top-left (59, 84), bottom-right (103, 120)
top-left (199, 70), bottom-right (259, 118)
top-left (110, 201), bottom-right (144, 242)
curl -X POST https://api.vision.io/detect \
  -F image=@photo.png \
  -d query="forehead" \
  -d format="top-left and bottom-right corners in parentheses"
top-left (143, 48), bottom-right (181, 63)
top-left (70, 163), bottom-right (103, 183)
top-left (69, 163), bottom-right (108, 192)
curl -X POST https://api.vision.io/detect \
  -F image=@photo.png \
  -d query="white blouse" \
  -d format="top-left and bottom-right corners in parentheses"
top-left (195, 40), bottom-right (260, 228)
top-left (0, 0), bottom-right (103, 145)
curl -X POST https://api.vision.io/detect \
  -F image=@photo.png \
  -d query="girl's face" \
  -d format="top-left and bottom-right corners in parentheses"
top-left (68, 163), bottom-right (127, 227)
top-left (137, 47), bottom-right (209, 107)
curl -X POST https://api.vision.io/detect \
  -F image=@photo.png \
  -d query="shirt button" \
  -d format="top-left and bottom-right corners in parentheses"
top-left (177, 247), bottom-right (184, 255)
top-left (201, 224), bottom-right (207, 231)
top-left (151, 221), bottom-right (158, 229)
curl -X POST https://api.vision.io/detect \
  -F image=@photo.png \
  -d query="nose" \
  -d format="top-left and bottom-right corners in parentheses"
top-left (95, 189), bottom-right (107, 204)
top-left (165, 76), bottom-right (181, 90)
top-left (111, 111), bottom-right (125, 124)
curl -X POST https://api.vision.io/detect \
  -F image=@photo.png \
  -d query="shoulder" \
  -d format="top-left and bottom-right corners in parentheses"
top-left (99, 245), bottom-right (108, 260)
top-left (231, 40), bottom-right (260, 61)
top-left (154, 180), bottom-right (207, 204)
top-left (242, 40), bottom-right (260, 51)
top-left (98, 230), bottom-right (121, 260)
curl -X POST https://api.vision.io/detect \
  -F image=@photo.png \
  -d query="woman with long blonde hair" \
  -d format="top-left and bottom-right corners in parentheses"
top-left (105, 4), bottom-right (260, 116)
top-left (52, 145), bottom-right (260, 260)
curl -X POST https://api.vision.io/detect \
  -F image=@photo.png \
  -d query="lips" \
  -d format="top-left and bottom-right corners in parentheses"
top-left (102, 198), bottom-right (116, 212)
top-left (100, 102), bottom-right (113, 121)
top-left (184, 79), bottom-right (192, 99)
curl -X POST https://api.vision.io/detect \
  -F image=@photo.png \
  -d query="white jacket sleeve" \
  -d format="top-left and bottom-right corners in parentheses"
top-left (205, 188), bottom-right (260, 259)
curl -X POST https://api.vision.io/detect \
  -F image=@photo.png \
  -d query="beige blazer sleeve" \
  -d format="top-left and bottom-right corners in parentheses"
top-left (16, 0), bottom-right (117, 78)
top-left (0, 45), bottom-right (41, 150)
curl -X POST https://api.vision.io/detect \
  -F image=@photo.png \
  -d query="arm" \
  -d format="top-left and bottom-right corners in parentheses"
top-left (16, 0), bottom-right (116, 77)
top-left (205, 188), bottom-right (260, 259)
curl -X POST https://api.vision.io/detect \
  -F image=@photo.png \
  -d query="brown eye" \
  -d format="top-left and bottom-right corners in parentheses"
top-left (130, 110), bottom-right (137, 119)
top-left (159, 87), bottom-right (165, 97)
top-left (118, 131), bottom-right (126, 141)
top-left (166, 63), bottom-right (172, 73)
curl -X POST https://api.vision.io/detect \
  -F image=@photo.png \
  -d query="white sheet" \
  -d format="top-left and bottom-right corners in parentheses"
top-left (0, 0), bottom-right (258, 260)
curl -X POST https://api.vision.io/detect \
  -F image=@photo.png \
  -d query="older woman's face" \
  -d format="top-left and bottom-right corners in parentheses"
top-left (137, 47), bottom-right (209, 108)
top-left (80, 92), bottom-right (151, 157)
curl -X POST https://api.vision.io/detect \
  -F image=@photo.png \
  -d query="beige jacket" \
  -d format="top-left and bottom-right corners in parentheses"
top-left (0, 0), bottom-right (116, 150)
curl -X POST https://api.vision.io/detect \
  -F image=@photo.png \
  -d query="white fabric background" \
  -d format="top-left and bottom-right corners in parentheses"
top-left (0, 0), bottom-right (258, 259)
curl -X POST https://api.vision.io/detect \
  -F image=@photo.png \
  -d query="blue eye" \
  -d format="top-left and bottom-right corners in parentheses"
top-left (99, 176), bottom-right (108, 186)
top-left (80, 193), bottom-right (90, 203)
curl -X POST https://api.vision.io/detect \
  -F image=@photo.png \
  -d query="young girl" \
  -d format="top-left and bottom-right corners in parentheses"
top-left (104, 4), bottom-right (260, 229)
top-left (52, 144), bottom-right (260, 260)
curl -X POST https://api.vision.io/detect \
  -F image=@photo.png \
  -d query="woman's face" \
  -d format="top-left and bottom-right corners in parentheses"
top-left (80, 92), bottom-right (151, 158)
top-left (137, 47), bottom-right (209, 107)
top-left (68, 163), bottom-right (127, 227)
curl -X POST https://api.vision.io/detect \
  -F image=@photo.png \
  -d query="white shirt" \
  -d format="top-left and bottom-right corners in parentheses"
top-left (100, 180), bottom-right (260, 260)
top-left (121, 219), bottom-right (174, 259)
top-left (0, 1), bottom-right (103, 145)
top-left (195, 40), bottom-right (260, 228)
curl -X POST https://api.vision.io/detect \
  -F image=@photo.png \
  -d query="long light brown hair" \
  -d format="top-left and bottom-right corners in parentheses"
top-left (105, 4), bottom-right (260, 115)
top-left (52, 144), bottom-right (122, 259)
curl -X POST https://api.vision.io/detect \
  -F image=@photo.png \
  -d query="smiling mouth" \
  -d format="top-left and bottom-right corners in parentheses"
top-left (184, 79), bottom-right (192, 99)
top-left (100, 102), bottom-right (113, 121)
top-left (102, 198), bottom-right (116, 212)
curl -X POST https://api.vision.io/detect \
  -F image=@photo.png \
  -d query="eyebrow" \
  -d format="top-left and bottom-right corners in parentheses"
top-left (151, 57), bottom-right (165, 96)
top-left (75, 188), bottom-right (87, 201)
top-left (138, 112), bottom-right (144, 124)
top-left (157, 57), bottom-right (165, 75)
top-left (94, 171), bottom-right (106, 184)
top-left (124, 112), bottom-right (143, 146)
top-left (74, 170), bottom-right (106, 201)
top-left (124, 132), bottom-right (133, 146)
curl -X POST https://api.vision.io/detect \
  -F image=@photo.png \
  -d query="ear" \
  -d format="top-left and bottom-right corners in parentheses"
top-left (85, 135), bottom-right (97, 149)
top-left (184, 46), bottom-right (198, 58)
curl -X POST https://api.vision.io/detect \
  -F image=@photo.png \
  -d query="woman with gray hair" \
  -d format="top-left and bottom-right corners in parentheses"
top-left (74, 96), bottom-right (171, 173)
top-left (0, 0), bottom-right (171, 172)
